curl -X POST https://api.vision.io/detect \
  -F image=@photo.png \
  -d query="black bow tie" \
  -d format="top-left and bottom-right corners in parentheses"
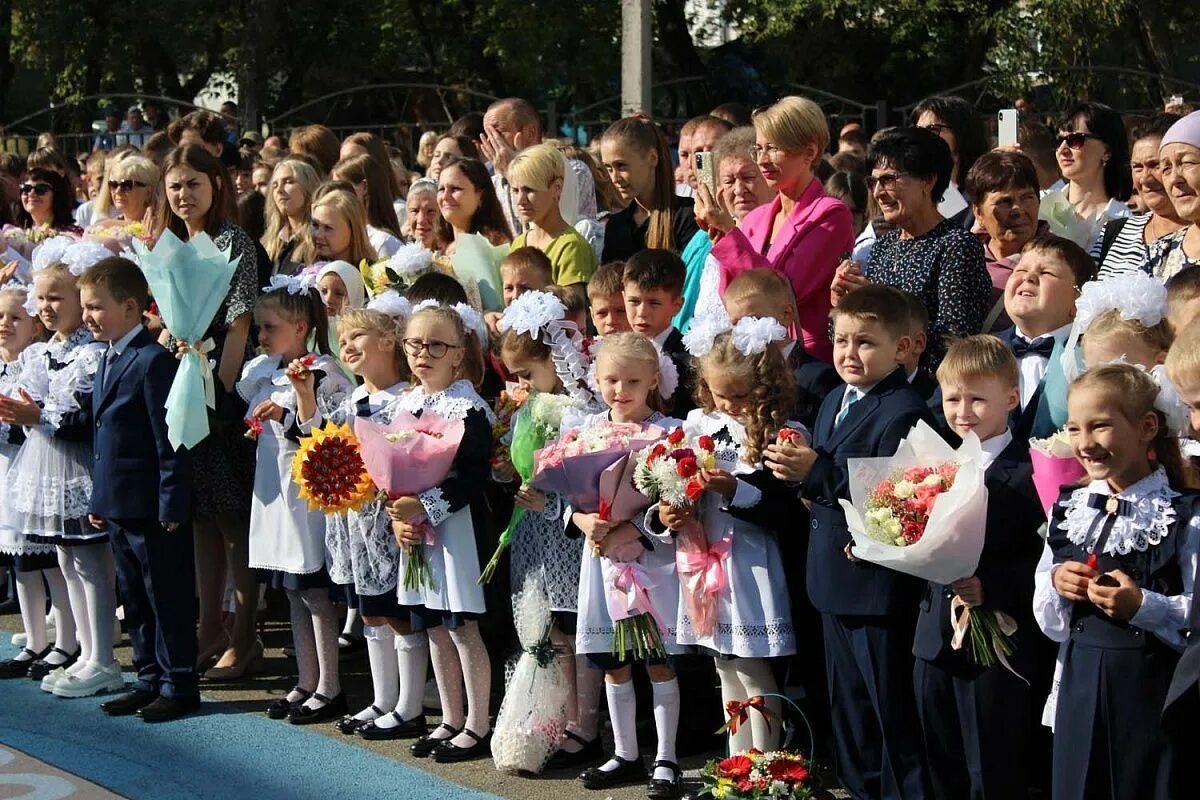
top-left (1012, 336), bottom-right (1056, 359)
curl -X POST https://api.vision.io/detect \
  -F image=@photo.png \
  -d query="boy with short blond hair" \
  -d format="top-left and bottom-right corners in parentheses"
top-left (586, 261), bottom-right (630, 337)
top-left (1165, 268), bottom-right (1200, 335)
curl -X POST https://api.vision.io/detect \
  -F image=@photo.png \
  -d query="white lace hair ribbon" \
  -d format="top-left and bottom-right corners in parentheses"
top-left (262, 273), bottom-right (315, 295)
top-left (1062, 272), bottom-right (1168, 380)
top-left (730, 316), bottom-right (787, 356)
top-left (0, 279), bottom-right (27, 293)
top-left (585, 342), bottom-right (679, 404)
top-left (497, 291), bottom-right (566, 339)
top-left (497, 290), bottom-right (596, 405)
top-left (62, 241), bottom-right (114, 277)
top-left (412, 299), bottom-right (490, 345)
top-left (366, 290), bottom-right (412, 320)
top-left (30, 235), bottom-right (75, 274)
top-left (1149, 364), bottom-right (1191, 438)
top-left (682, 314), bottom-right (732, 358)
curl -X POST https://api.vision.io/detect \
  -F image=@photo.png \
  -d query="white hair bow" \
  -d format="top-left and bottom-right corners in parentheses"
top-left (1062, 272), bottom-right (1168, 380)
top-left (682, 315), bottom-right (733, 358)
top-left (413, 299), bottom-right (490, 345)
top-left (30, 236), bottom-right (77, 275)
top-left (366, 290), bottom-right (413, 320)
top-left (498, 290), bottom-right (597, 406)
top-left (730, 316), bottom-right (787, 357)
top-left (262, 273), bottom-right (315, 296)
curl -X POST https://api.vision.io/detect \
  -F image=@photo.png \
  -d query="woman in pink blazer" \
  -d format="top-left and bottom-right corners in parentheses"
top-left (696, 96), bottom-right (853, 362)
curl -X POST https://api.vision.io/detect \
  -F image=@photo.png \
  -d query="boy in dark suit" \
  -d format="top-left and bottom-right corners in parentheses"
top-left (897, 290), bottom-right (937, 402)
top-left (77, 257), bottom-right (197, 723)
top-left (623, 249), bottom-right (694, 417)
top-left (765, 284), bottom-right (931, 800)
top-left (914, 335), bottom-right (1044, 799)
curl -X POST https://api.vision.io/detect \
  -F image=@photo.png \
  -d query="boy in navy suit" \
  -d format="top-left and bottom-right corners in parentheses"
top-left (897, 291), bottom-right (937, 403)
top-left (77, 258), bottom-right (197, 723)
top-left (914, 335), bottom-right (1044, 799)
top-left (765, 284), bottom-right (931, 800)
top-left (623, 249), bottom-right (694, 416)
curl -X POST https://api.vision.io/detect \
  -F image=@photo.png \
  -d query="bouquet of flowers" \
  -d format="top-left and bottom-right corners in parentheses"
top-left (479, 391), bottom-right (583, 583)
top-left (359, 243), bottom-right (434, 296)
top-left (3, 223), bottom-right (63, 259)
top-left (839, 421), bottom-right (988, 584)
top-left (633, 427), bottom-right (717, 508)
top-left (700, 749), bottom-right (815, 799)
top-left (1029, 427), bottom-right (1085, 520)
top-left (291, 421), bottom-right (376, 513)
top-left (489, 384), bottom-right (530, 482)
top-left (531, 421), bottom-right (664, 511)
top-left (84, 220), bottom-right (152, 251)
top-left (354, 411), bottom-right (464, 592)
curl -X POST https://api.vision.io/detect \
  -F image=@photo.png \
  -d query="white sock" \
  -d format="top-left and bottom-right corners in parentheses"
top-left (359, 625), bottom-right (398, 719)
top-left (602, 679), bottom-right (638, 768)
top-left (651, 677), bottom-right (680, 781)
top-left (736, 658), bottom-right (781, 752)
top-left (15, 570), bottom-right (49, 655)
top-left (394, 631), bottom-right (429, 721)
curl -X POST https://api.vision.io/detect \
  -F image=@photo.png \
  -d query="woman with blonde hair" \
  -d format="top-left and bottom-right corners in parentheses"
top-left (310, 183), bottom-right (377, 267)
top-left (263, 157), bottom-right (320, 273)
top-left (92, 153), bottom-right (159, 229)
top-left (508, 143), bottom-right (596, 291)
top-left (331, 153), bottom-right (403, 256)
top-left (417, 130), bottom-right (440, 173)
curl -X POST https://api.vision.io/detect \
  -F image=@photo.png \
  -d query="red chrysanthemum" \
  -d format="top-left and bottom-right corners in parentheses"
top-left (698, 434), bottom-right (715, 451)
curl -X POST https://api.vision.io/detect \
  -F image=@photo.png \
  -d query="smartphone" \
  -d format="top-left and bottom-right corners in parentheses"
top-left (695, 151), bottom-right (716, 195)
top-left (998, 108), bottom-right (1019, 147)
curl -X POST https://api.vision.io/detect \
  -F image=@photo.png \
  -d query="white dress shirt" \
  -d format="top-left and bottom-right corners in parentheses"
top-left (1014, 322), bottom-right (1072, 410)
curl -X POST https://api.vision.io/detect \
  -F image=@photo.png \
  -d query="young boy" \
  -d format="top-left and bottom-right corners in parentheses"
top-left (623, 249), bottom-right (692, 416)
top-left (764, 284), bottom-right (931, 800)
top-left (485, 246), bottom-right (553, 338)
top-left (999, 234), bottom-right (1096, 441)
top-left (914, 335), bottom-right (1044, 800)
top-left (898, 290), bottom-right (935, 401)
top-left (77, 258), bottom-right (196, 722)
top-left (1165, 268), bottom-right (1200, 334)
top-left (587, 261), bottom-right (631, 337)
top-left (724, 268), bottom-right (841, 429)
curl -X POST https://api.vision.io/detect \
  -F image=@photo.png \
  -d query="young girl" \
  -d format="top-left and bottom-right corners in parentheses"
top-left (310, 187), bottom-right (378, 269)
top-left (240, 277), bottom-right (353, 723)
top-left (570, 332), bottom-right (684, 798)
top-left (316, 260), bottom-right (368, 375)
top-left (0, 282), bottom-right (75, 682)
top-left (660, 317), bottom-right (799, 755)
top-left (495, 289), bottom-right (603, 767)
top-left (390, 301), bottom-right (496, 762)
top-left (0, 242), bottom-right (118, 698)
top-left (289, 298), bottom-right (426, 740)
top-left (508, 144), bottom-right (597, 288)
top-left (1066, 271), bottom-right (1172, 373)
top-left (1034, 364), bottom-right (1198, 800)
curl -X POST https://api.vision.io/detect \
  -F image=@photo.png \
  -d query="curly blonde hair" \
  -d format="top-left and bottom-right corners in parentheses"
top-left (694, 332), bottom-right (795, 465)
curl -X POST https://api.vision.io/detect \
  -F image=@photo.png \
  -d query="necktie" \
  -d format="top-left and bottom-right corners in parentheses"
top-left (835, 388), bottom-right (859, 427)
top-left (1012, 336), bottom-right (1056, 359)
top-left (102, 347), bottom-right (118, 391)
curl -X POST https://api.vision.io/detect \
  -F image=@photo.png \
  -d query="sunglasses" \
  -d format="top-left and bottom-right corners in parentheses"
top-left (402, 338), bottom-right (461, 359)
top-left (1055, 132), bottom-right (1102, 150)
top-left (109, 180), bottom-right (147, 192)
top-left (19, 183), bottom-right (51, 196)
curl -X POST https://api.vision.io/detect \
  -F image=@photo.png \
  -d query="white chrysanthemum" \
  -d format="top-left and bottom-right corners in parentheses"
top-left (387, 242), bottom-right (433, 277)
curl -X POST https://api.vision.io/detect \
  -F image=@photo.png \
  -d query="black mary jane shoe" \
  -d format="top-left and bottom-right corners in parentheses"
top-left (359, 712), bottom-right (428, 741)
top-left (646, 760), bottom-right (683, 799)
top-left (287, 692), bottom-right (348, 725)
top-left (335, 705), bottom-right (384, 735)
top-left (28, 647), bottom-right (79, 682)
top-left (0, 646), bottom-right (49, 679)
top-left (266, 688), bottom-right (311, 720)
top-left (410, 723), bottom-right (461, 758)
top-left (431, 727), bottom-right (492, 763)
top-left (545, 730), bottom-right (604, 770)
top-left (580, 756), bottom-right (648, 790)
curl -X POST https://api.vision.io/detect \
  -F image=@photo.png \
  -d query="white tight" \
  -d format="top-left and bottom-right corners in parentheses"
top-left (286, 588), bottom-right (340, 705)
top-left (428, 621), bottom-right (491, 748)
top-left (57, 542), bottom-right (116, 675)
top-left (715, 657), bottom-right (781, 753)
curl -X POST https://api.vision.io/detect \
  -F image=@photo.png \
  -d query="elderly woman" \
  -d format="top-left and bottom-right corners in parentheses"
top-left (1147, 111), bottom-right (1200, 281)
top-left (965, 150), bottom-right (1045, 332)
top-left (696, 96), bottom-right (853, 361)
top-left (1098, 114), bottom-right (1184, 278)
top-left (833, 127), bottom-right (989, 368)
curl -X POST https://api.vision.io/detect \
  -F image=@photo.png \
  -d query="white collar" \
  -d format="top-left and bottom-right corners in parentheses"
top-left (1014, 321), bottom-right (1072, 345)
top-left (350, 380), bottom-right (408, 405)
top-left (650, 327), bottom-right (673, 350)
top-left (979, 430), bottom-right (1013, 470)
top-left (906, 366), bottom-right (919, 384)
top-left (844, 381), bottom-right (876, 400)
top-left (108, 324), bottom-right (143, 356)
top-left (399, 379), bottom-right (496, 422)
top-left (1058, 467), bottom-right (1179, 556)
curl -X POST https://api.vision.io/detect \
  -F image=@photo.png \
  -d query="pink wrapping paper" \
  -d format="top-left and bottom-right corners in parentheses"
top-left (354, 411), bottom-right (464, 498)
top-left (1029, 448), bottom-right (1086, 520)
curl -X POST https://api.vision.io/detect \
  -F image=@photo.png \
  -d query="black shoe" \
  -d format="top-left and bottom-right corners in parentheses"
top-left (410, 723), bottom-right (461, 758)
top-left (431, 727), bottom-right (492, 763)
top-left (266, 688), bottom-right (311, 720)
top-left (545, 730), bottom-right (604, 770)
top-left (287, 692), bottom-right (347, 725)
top-left (138, 695), bottom-right (201, 723)
top-left (647, 760), bottom-right (683, 799)
top-left (0, 646), bottom-right (49, 679)
top-left (335, 705), bottom-right (384, 735)
top-left (101, 689), bottom-right (159, 716)
top-left (580, 756), bottom-right (648, 790)
top-left (359, 712), bottom-right (427, 741)
top-left (28, 647), bottom-right (80, 681)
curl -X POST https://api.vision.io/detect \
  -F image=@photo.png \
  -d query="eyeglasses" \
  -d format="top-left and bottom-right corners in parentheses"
top-left (402, 338), bottom-right (461, 359)
top-left (749, 144), bottom-right (786, 161)
top-left (865, 172), bottom-right (909, 191)
top-left (109, 180), bottom-right (147, 192)
top-left (18, 183), bottom-right (51, 196)
top-left (919, 123), bottom-right (951, 136)
top-left (1055, 132), bottom-right (1102, 150)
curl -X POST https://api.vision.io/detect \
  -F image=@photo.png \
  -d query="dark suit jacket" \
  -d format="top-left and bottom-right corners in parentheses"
top-left (908, 368), bottom-right (939, 403)
top-left (88, 327), bottom-right (192, 523)
top-left (660, 327), bottom-right (696, 419)
top-left (802, 366), bottom-right (932, 615)
top-left (913, 436), bottom-right (1044, 668)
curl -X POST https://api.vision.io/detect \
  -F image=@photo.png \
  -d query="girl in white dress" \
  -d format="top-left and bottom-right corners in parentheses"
top-left (291, 295), bottom-right (425, 739)
top-left (390, 301), bottom-right (496, 762)
top-left (657, 317), bottom-right (800, 754)
top-left (240, 276), bottom-right (353, 723)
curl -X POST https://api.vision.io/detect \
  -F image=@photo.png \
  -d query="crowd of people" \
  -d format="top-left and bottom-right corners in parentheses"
top-left (0, 92), bottom-right (1198, 800)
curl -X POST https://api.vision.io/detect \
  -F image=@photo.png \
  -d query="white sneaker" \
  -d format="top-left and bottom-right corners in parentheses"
top-left (52, 662), bottom-right (125, 698)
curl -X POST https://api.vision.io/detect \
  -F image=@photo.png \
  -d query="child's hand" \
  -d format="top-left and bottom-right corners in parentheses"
top-left (952, 576), bottom-right (984, 607)
top-left (392, 520), bottom-right (423, 547)
top-left (572, 512), bottom-right (613, 543)
top-left (0, 260), bottom-right (19, 283)
top-left (600, 523), bottom-right (645, 560)
top-left (698, 468), bottom-right (737, 499)
top-left (514, 484), bottom-right (546, 513)
top-left (484, 310), bottom-right (504, 339)
top-left (0, 388), bottom-right (42, 426)
top-left (657, 500), bottom-right (692, 531)
top-left (252, 400), bottom-right (285, 422)
top-left (174, 340), bottom-right (190, 360)
top-left (285, 358), bottom-right (316, 392)
top-left (88, 514), bottom-right (106, 531)
top-left (1086, 569), bottom-right (1144, 621)
top-left (843, 542), bottom-right (860, 562)
top-left (1052, 560), bottom-right (1097, 602)
top-left (387, 496), bottom-right (425, 522)
top-left (764, 442), bottom-right (818, 482)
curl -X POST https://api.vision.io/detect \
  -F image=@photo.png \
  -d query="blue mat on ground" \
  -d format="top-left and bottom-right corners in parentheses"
top-left (0, 639), bottom-right (501, 800)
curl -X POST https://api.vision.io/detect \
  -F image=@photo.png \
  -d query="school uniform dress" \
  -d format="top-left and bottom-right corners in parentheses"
top-left (802, 366), bottom-right (932, 800)
top-left (1034, 468), bottom-right (1198, 800)
top-left (3, 326), bottom-right (105, 545)
top-left (997, 323), bottom-right (1071, 442)
top-left (237, 354), bottom-right (352, 590)
top-left (0, 352), bottom-right (56, 571)
top-left (301, 381), bottom-right (409, 617)
top-left (394, 380), bottom-right (495, 628)
top-left (912, 432), bottom-right (1045, 800)
top-left (671, 409), bottom-right (797, 658)
top-left (509, 485), bottom-right (582, 620)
